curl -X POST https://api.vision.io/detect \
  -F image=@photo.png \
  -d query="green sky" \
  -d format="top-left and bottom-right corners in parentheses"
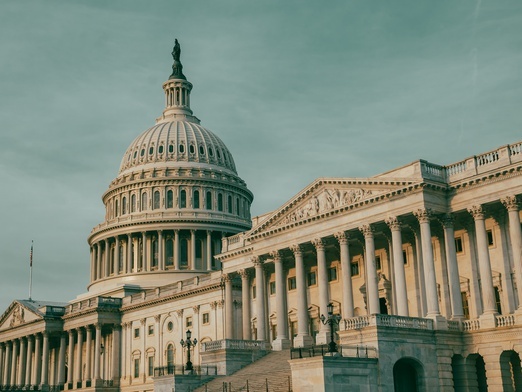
top-left (0, 0), bottom-right (521, 310)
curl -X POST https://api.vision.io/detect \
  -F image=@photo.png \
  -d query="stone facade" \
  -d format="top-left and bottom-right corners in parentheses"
top-left (1, 43), bottom-right (522, 391)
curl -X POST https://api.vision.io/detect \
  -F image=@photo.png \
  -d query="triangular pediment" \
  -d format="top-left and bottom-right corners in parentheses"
top-left (0, 299), bottom-right (65, 332)
top-left (249, 177), bottom-right (419, 236)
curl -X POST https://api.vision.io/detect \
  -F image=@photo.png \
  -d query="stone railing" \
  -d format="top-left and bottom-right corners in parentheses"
top-left (462, 319), bottom-right (481, 332)
top-left (343, 314), bottom-right (434, 331)
top-left (461, 314), bottom-right (519, 331)
top-left (200, 339), bottom-right (271, 352)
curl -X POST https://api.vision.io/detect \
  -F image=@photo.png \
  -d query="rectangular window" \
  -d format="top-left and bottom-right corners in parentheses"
top-left (252, 285), bottom-right (256, 299)
top-left (402, 250), bottom-right (408, 265)
top-left (288, 276), bottom-right (297, 290)
top-left (308, 271), bottom-right (317, 286)
top-left (148, 325), bottom-right (154, 336)
top-left (134, 328), bottom-right (140, 338)
top-left (327, 266), bottom-right (337, 282)
top-left (461, 292), bottom-right (470, 319)
top-left (269, 281), bottom-right (276, 295)
top-left (134, 358), bottom-right (140, 378)
top-left (455, 237), bottom-right (463, 253)
top-left (186, 316), bottom-right (192, 328)
top-left (202, 312), bottom-right (210, 325)
top-left (351, 262), bottom-right (359, 276)
top-left (487, 230), bottom-right (494, 246)
top-left (375, 256), bottom-right (382, 271)
top-left (148, 355), bottom-right (154, 376)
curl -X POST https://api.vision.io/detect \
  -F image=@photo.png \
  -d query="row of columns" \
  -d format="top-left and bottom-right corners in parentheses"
top-left (165, 85), bottom-right (190, 108)
top-left (224, 200), bottom-right (522, 347)
top-left (90, 230), bottom-right (220, 281)
top-left (0, 324), bottom-right (120, 389)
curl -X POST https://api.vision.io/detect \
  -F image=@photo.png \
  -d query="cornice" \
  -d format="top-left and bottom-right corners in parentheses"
top-left (216, 247), bottom-right (254, 261)
top-left (448, 165), bottom-right (522, 195)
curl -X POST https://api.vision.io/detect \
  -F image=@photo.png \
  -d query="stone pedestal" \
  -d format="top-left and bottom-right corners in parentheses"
top-left (293, 334), bottom-right (314, 348)
top-left (272, 338), bottom-right (291, 351)
top-left (200, 347), bottom-right (268, 375)
top-left (154, 374), bottom-right (214, 392)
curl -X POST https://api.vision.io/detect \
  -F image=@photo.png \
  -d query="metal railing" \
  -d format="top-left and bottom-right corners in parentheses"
top-left (154, 364), bottom-right (218, 377)
top-left (290, 344), bottom-right (377, 360)
top-left (199, 376), bottom-right (292, 392)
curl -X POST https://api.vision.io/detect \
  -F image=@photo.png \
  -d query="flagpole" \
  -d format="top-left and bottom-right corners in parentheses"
top-left (29, 240), bottom-right (33, 301)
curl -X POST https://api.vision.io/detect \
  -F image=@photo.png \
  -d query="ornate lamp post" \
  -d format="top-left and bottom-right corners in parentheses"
top-left (180, 329), bottom-right (197, 371)
top-left (320, 303), bottom-right (341, 353)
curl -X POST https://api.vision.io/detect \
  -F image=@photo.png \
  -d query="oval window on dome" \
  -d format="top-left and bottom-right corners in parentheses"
top-left (169, 144), bottom-right (174, 153)
top-left (133, 151), bottom-right (138, 159)
top-left (140, 149), bottom-right (145, 157)
top-left (199, 145), bottom-right (205, 155)
top-left (149, 146), bottom-right (154, 155)
top-left (208, 147), bottom-right (214, 157)
top-left (179, 144), bottom-right (185, 154)
top-left (158, 145), bottom-right (164, 154)
top-left (189, 144), bottom-right (195, 154)
top-left (217, 150), bottom-right (221, 159)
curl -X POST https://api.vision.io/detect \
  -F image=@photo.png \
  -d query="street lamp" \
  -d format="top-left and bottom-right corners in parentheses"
top-left (180, 329), bottom-right (198, 371)
top-left (320, 303), bottom-right (341, 353)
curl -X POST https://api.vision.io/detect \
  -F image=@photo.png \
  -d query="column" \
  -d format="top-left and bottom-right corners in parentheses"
top-left (94, 324), bottom-right (101, 381)
top-left (291, 245), bottom-right (313, 347)
top-left (174, 230), bottom-right (180, 270)
top-left (335, 232), bottom-right (354, 319)
top-left (67, 330), bottom-right (75, 386)
top-left (191, 230), bottom-right (196, 270)
top-left (253, 257), bottom-right (267, 341)
top-left (206, 231), bottom-right (213, 270)
top-left (224, 274), bottom-right (234, 339)
top-left (312, 238), bottom-right (330, 344)
top-left (3, 342), bottom-right (11, 386)
top-left (57, 333), bottom-right (66, 385)
top-left (112, 326), bottom-right (121, 381)
top-left (0, 343), bottom-right (4, 386)
top-left (33, 335), bottom-right (41, 386)
top-left (385, 218), bottom-right (409, 316)
top-left (141, 232), bottom-right (148, 271)
top-left (359, 225), bottom-right (380, 315)
top-left (90, 247), bottom-right (95, 281)
top-left (41, 333), bottom-right (50, 386)
top-left (17, 338), bottom-right (26, 387)
top-left (239, 269), bottom-right (251, 340)
top-left (501, 196), bottom-right (522, 312)
top-left (10, 339), bottom-right (18, 387)
top-left (158, 230), bottom-right (164, 270)
top-left (114, 236), bottom-right (120, 275)
top-left (85, 327), bottom-right (92, 383)
top-left (272, 251), bottom-right (291, 350)
top-left (413, 209), bottom-right (442, 318)
top-left (127, 234), bottom-right (133, 273)
top-left (468, 205), bottom-right (497, 315)
top-left (441, 215), bottom-right (465, 319)
top-left (104, 239), bottom-right (110, 277)
top-left (24, 335), bottom-right (34, 386)
top-left (75, 328), bottom-right (83, 386)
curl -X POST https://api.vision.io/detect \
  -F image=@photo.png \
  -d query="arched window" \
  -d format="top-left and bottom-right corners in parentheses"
top-left (166, 190), bottom-right (173, 209)
top-left (180, 238), bottom-right (188, 269)
top-left (165, 238), bottom-right (174, 267)
top-left (166, 344), bottom-right (174, 368)
top-left (141, 192), bottom-right (148, 211)
top-left (115, 199), bottom-right (119, 217)
top-left (236, 198), bottom-right (240, 216)
top-left (218, 194), bottom-right (223, 212)
top-left (153, 191), bottom-right (160, 210)
top-left (180, 190), bottom-right (186, 208)
top-left (193, 190), bottom-right (200, 209)
top-left (131, 194), bottom-right (136, 213)
top-left (122, 196), bottom-right (127, 215)
top-left (206, 191), bottom-right (212, 210)
top-left (227, 195), bottom-right (232, 213)
top-left (196, 239), bottom-right (202, 259)
top-left (151, 239), bottom-right (158, 269)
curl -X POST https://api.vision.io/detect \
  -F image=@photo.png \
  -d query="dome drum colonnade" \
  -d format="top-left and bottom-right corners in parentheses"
top-left (219, 196), bottom-right (522, 348)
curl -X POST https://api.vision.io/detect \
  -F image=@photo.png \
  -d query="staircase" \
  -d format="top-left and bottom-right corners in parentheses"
top-left (194, 350), bottom-right (293, 392)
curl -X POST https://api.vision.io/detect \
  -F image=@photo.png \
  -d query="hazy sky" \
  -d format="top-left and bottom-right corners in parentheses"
top-left (1, 0), bottom-right (521, 312)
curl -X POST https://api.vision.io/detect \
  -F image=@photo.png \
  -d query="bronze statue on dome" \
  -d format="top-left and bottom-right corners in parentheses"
top-left (170, 38), bottom-right (186, 80)
top-left (172, 39), bottom-right (181, 62)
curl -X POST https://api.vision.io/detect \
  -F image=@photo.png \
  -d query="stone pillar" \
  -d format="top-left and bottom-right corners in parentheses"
top-left (57, 333), bottom-right (66, 385)
top-left (239, 269), bottom-right (251, 340)
top-left (0, 343), bottom-right (4, 386)
top-left (96, 243), bottom-right (101, 280)
top-left (335, 232), bottom-right (354, 319)
top-left (360, 225), bottom-right (380, 315)
top-left (10, 339), bottom-right (18, 387)
top-left (75, 328), bottom-right (83, 386)
top-left (17, 338), bottom-right (26, 387)
top-left (191, 230), bottom-right (196, 270)
top-left (85, 327), bottom-right (92, 383)
top-left (114, 236), bottom-right (120, 275)
top-left (207, 231), bottom-right (213, 270)
top-left (468, 205), bottom-right (498, 317)
top-left (112, 326), bottom-right (121, 381)
top-left (25, 337), bottom-right (33, 387)
top-left (441, 215), bottom-right (465, 319)
top-left (33, 335), bottom-right (41, 386)
top-left (501, 196), bottom-right (522, 312)
top-left (141, 232), bottom-right (148, 271)
top-left (291, 244), bottom-right (313, 347)
top-left (90, 247), bottom-right (95, 281)
top-left (158, 230), bottom-right (164, 270)
top-left (224, 273), bottom-right (234, 339)
top-left (104, 239), bottom-right (110, 277)
top-left (272, 251), bottom-right (291, 350)
top-left (127, 234), bottom-right (133, 273)
top-left (174, 230), bottom-right (180, 270)
top-left (41, 332), bottom-right (50, 386)
top-left (94, 324), bottom-right (102, 381)
top-left (312, 238), bottom-right (330, 344)
top-left (414, 209), bottom-right (442, 319)
top-left (67, 330), bottom-right (75, 385)
top-left (385, 217), bottom-right (409, 316)
top-left (3, 342), bottom-right (11, 386)
top-left (253, 257), bottom-right (267, 341)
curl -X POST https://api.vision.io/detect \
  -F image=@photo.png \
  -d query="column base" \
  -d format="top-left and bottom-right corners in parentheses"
top-left (479, 312), bottom-right (498, 329)
top-left (427, 314), bottom-right (448, 330)
top-left (315, 330), bottom-right (329, 345)
top-left (272, 338), bottom-right (291, 351)
top-left (293, 334), bottom-right (314, 348)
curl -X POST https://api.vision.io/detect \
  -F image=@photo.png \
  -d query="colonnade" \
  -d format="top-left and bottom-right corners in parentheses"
top-left (90, 229), bottom-right (222, 281)
top-left (0, 324), bottom-right (120, 389)
top-left (223, 200), bottom-right (522, 348)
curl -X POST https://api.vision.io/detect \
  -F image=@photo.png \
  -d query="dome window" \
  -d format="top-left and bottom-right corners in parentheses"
top-left (180, 189), bottom-right (187, 208)
top-left (218, 193), bottom-right (223, 212)
top-left (141, 192), bottom-right (148, 211)
top-left (166, 190), bottom-right (173, 209)
top-left (206, 191), bottom-right (212, 210)
top-left (153, 191), bottom-right (160, 209)
top-left (169, 144), bottom-right (174, 153)
top-left (193, 190), bottom-right (200, 209)
top-left (122, 196), bottom-right (127, 215)
top-left (179, 144), bottom-right (185, 154)
top-left (208, 147), bottom-right (214, 157)
top-left (227, 195), bottom-right (232, 213)
top-left (189, 144), bottom-right (195, 154)
top-left (131, 194), bottom-right (136, 212)
top-left (158, 145), bottom-right (164, 154)
top-left (199, 145), bottom-right (205, 155)
top-left (149, 146), bottom-right (154, 155)
top-left (217, 150), bottom-right (221, 159)
top-left (133, 151), bottom-right (138, 159)
top-left (140, 149), bottom-right (145, 157)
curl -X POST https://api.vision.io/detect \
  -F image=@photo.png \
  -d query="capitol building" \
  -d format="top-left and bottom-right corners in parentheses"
top-left (1, 41), bottom-right (522, 392)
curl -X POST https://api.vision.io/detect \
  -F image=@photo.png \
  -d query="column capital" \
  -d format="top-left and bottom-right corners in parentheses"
top-left (251, 255), bottom-right (263, 266)
top-left (206, 230), bottom-right (213, 235)
top-left (439, 214), bottom-right (454, 229)
top-left (192, 305), bottom-right (200, 314)
top-left (222, 273), bottom-right (233, 282)
top-left (290, 244), bottom-right (303, 256)
top-left (269, 250), bottom-right (282, 261)
top-left (312, 238), bottom-right (325, 250)
top-left (468, 205), bottom-right (485, 220)
top-left (154, 315), bottom-right (161, 323)
top-left (413, 208), bottom-right (432, 223)
top-left (334, 231), bottom-right (349, 244)
top-left (501, 195), bottom-right (519, 212)
top-left (359, 224), bottom-right (374, 237)
top-left (238, 268), bottom-right (251, 279)
top-left (385, 216), bottom-right (401, 231)
top-left (139, 318), bottom-right (146, 325)
top-left (210, 301), bottom-right (218, 310)
top-left (175, 309), bottom-right (184, 317)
